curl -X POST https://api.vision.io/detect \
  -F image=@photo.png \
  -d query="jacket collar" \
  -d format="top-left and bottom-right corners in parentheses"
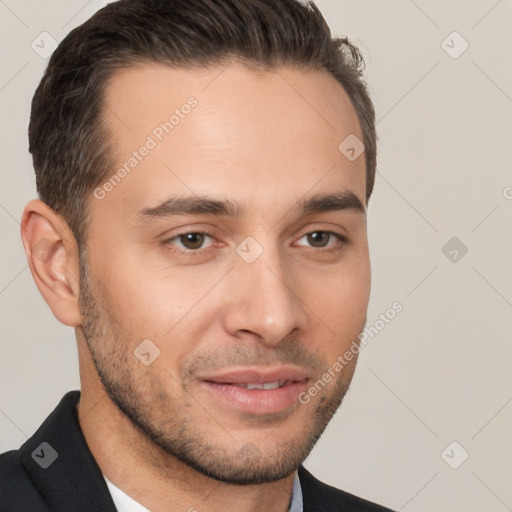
top-left (19, 390), bottom-right (117, 512)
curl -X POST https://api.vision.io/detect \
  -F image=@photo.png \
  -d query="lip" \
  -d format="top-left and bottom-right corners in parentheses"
top-left (198, 366), bottom-right (310, 385)
top-left (197, 366), bottom-right (310, 415)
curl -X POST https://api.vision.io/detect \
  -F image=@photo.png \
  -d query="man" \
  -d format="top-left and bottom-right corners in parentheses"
top-left (0, 0), bottom-right (394, 510)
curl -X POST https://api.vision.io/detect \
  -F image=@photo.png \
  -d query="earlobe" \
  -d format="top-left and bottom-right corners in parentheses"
top-left (21, 199), bottom-right (82, 327)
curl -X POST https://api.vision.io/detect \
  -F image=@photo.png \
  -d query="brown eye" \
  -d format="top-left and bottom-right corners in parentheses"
top-left (166, 232), bottom-right (214, 252)
top-left (180, 233), bottom-right (206, 249)
top-left (297, 231), bottom-right (343, 249)
top-left (306, 231), bottom-right (331, 248)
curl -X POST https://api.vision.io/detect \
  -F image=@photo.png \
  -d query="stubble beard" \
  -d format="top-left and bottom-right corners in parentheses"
top-left (78, 254), bottom-right (358, 485)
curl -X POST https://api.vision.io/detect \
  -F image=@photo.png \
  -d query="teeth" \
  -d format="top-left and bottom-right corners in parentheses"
top-left (244, 381), bottom-right (281, 390)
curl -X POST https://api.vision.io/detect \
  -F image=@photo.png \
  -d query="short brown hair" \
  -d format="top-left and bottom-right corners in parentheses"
top-left (29, 0), bottom-right (377, 244)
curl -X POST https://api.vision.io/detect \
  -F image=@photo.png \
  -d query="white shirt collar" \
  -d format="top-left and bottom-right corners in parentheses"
top-left (289, 470), bottom-right (304, 512)
top-left (104, 471), bottom-right (303, 512)
top-left (104, 475), bottom-right (150, 512)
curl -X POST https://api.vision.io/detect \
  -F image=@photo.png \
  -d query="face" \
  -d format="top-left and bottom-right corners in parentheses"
top-left (79, 62), bottom-right (370, 484)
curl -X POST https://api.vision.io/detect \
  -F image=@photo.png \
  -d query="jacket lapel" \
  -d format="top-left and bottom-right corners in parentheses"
top-left (18, 391), bottom-right (117, 512)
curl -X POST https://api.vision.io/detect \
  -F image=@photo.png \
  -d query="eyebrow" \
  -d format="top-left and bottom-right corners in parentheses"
top-left (138, 190), bottom-right (365, 221)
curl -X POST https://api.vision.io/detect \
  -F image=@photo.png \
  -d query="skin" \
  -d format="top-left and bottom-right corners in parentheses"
top-left (21, 62), bottom-right (371, 512)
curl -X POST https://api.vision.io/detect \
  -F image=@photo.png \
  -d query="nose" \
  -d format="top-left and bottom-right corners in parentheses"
top-left (221, 242), bottom-right (309, 346)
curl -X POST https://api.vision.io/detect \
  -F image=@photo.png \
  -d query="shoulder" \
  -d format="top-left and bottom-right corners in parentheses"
top-left (299, 466), bottom-right (395, 512)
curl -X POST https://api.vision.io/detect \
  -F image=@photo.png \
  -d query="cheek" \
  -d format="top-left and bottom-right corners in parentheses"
top-left (304, 255), bottom-right (370, 314)
top-left (86, 257), bottom-right (169, 347)
top-left (88, 252), bottom-right (225, 369)
top-left (296, 255), bottom-right (370, 354)
top-left (316, 281), bottom-right (369, 347)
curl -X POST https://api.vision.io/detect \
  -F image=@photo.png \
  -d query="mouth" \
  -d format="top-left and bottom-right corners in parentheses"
top-left (197, 367), bottom-right (310, 415)
top-left (228, 381), bottom-right (293, 390)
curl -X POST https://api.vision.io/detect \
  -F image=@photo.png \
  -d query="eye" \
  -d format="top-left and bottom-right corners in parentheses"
top-left (165, 232), bottom-right (215, 252)
top-left (295, 231), bottom-right (346, 249)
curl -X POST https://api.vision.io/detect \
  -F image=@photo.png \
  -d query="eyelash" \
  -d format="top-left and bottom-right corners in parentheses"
top-left (164, 230), bottom-right (348, 256)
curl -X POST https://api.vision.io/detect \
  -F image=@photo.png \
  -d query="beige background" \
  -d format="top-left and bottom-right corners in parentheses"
top-left (1, 1), bottom-right (511, 510)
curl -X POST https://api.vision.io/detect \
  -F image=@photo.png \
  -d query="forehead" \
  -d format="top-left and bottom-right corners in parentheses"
top-left (96, 62), bottom-right (366, 217)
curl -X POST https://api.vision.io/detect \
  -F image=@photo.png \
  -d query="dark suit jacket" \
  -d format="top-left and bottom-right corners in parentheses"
top-left (0, 391), bottom-right (394, 511)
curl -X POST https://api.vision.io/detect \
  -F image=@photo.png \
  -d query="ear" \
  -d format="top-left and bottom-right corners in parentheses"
top-left (21, 199), bottom-right (82, 327)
